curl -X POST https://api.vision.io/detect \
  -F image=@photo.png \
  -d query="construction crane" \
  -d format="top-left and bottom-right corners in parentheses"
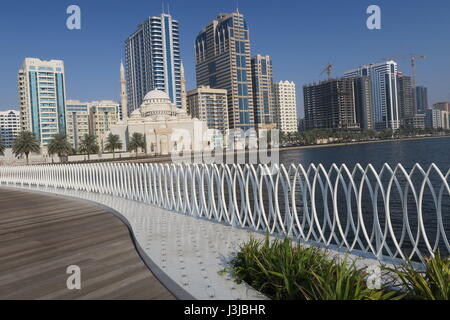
top-left (320, 64), bottom-right (333, 79)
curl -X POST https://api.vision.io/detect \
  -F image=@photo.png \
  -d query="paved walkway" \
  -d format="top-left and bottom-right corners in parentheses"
top-left (0, 188), bottom-right (174, 300)
top-left (0, 185), bottom-right (268, 300)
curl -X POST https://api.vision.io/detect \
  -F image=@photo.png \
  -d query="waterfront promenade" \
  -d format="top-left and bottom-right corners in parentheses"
top-left (0, 189), bottom-right (174, 300)
top-left (0, 161), bottom-right (448, 299)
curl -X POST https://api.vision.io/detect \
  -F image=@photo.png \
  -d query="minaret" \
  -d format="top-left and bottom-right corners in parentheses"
top-left (180, 62), bottom-right (187, 112)
top-left (120, 61), bottom-right (128, 121)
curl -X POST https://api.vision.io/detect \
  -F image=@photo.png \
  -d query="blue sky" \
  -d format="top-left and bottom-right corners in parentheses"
top-left (1, 0), bottom-right (449, 116)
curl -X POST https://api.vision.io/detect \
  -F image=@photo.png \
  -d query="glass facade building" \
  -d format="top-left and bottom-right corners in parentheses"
top-left (18, 58), bottom-right (67, 145)
top-left (251, 54), bottom-right (275, 128)
top-left (416, 86), bottom-right (428, 114)
top-left (345, 61), bottom-right (400, 130)
top-left (125, 13), bottom-right (182, 112)
top-left (195, 11), bottom-right (255, 132)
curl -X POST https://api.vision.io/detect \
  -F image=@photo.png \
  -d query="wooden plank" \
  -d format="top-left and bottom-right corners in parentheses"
top-left (0, 188), bottom-right (175, 300)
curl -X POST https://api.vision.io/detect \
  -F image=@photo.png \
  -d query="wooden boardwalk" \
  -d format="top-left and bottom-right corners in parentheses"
top-left (0, 188), bottom-right (175, 300)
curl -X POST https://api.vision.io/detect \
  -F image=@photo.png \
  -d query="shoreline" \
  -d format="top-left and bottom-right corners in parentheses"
top-left (119, 134), bottom-right (450, 164)
top-left (279, 134), bottom-right (450, 153)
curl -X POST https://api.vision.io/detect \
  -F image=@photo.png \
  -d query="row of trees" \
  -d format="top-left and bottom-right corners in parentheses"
top-left (279, 127), bottom-right (450, 146)
top-left (0, 131), bottom-right (147, 165)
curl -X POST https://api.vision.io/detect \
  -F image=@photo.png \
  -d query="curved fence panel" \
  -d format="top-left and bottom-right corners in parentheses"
top-left (0, 163), bottom-right (448, 263)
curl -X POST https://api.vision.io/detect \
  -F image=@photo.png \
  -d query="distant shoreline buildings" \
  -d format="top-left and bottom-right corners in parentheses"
top-left (5, 9), bottom-right (449, 156)
top-left (304, 59), bottom-right (448, 132)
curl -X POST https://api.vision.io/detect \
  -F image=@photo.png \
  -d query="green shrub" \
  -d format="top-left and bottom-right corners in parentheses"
top-left (384, 251), bottom-right (450, 300)
top-left (226, 235), bottom-right (401, 300)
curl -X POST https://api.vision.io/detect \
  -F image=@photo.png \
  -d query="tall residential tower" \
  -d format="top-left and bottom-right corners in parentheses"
top-left (415, 86), bottom-right (428, 114)
top-left (273, 81), bottom-right (298, 133)
top-left (195, 11), bottom-right (255, 132)
top-left (345, 61), bottom-right (400, 130)
top-left (18, 58), bottom-right (67, 145)
top-left (125, 13), bottom-right (182, 111)
top-left (251, 54), bottom-right (275, 129)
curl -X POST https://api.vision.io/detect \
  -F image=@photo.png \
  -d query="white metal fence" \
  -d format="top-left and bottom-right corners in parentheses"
top-left (0, 163), bottom-right (449, 263)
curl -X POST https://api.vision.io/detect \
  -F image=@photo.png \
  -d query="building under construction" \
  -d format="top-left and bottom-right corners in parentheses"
top-left (303, 78), bottom-right (360, 130)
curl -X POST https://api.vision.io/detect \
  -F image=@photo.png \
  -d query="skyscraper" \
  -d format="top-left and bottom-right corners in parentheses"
top-left (195, 11), bottom-right (255, 132)
top-left (397, 74), bottom-right (415, 120)
top-left (353, 76), bottom-right (374, 130)
top-left (125, 13), bottom-right (182, 111)
top-left (274, 81), bottom-right (299, 133)
top-left (18, 58), bottom-right (67, 145)
top-left (251, 54), bottom-right (275, 129)
top-left (303, 78), bottom-right (357, 130)
top-left (415, 86), bottom-right (428, 114)
top-left (345, 61), bottom-right (400, 130)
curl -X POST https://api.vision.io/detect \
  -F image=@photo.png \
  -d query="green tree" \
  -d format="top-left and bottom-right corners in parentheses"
top-left (79, 134), bottom-right (99, 161)
top-left (12, 131), bottom-right (40, 165)
top-left (47, 134), bottom-right (73, 163)
top-left (128, 132), bottom-right (146, 158)
top-left (104, 133), bottom-right (123, 159)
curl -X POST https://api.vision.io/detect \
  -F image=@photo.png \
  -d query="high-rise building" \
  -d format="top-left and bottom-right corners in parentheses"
top-left (426, 108), bottom-right (449, 130)
top-left (251, 54), bottom-right (274, 129)
top-left (303, 78), bottom-right (357, 130)
top-left (187, 85), bottom-right (229, 133)
top-left (195, 11), bottom-right (255, 132)
top-left (397, 74), bottom-right (415, 120)
top-left (18, 58), bottom-right (67, 145)
top-left (65, 100), bottom-right (90, 151)
top-left (274, 81), bottom-right (299, 133)
top-left (345, 61), bottom-right (400, 130)
top-left (397, 75), bottom-right (425, 129)
top-left (89, 101), bottom-right (119, 149)
top-left (415, 86), bottom-right (428, 114)
top-left (0, 110), bottom-right (20, 148)
top-left (125, 13), bottom-right (182, 111)
top-left (354, 76), bottom-right (374, 130)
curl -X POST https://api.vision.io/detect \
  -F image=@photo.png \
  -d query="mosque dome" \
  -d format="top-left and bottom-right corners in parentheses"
top-left (143, 90), bottom-right (171, 102)
top-left (140, 89), bottom-right (177, 118)
top-left (130, 109), bottom-right (142, 118)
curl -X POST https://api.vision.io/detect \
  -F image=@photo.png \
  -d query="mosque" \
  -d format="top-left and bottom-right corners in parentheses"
top-left (108, 89), bottom-right (218, 156)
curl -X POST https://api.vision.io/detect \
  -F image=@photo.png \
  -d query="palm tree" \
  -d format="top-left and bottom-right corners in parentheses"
top-left (0, 136), bottom-right (5, 156)
top-left (128, 132), bottom-right (146, 158)
top-left (104, 133), bottom-right (123, 159)
top-left (79, 134), bottom-right (99, 161)
top-left (47, 134), bottom-right (73, 163)
top-left (12, 131), bottom-right (40, 165)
